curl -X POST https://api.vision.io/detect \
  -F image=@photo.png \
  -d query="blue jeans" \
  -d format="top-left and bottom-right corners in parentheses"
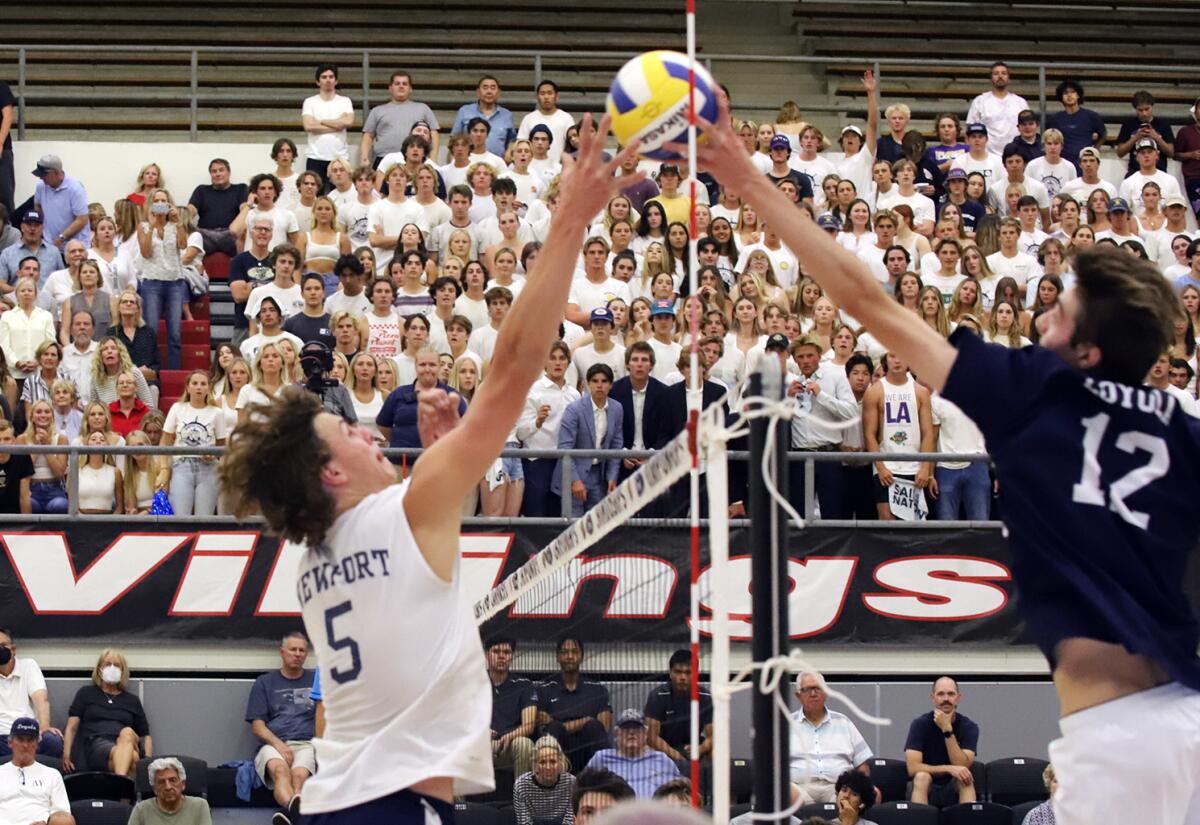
top-left (139, 278), bottom-right (188, 369)
top-left (0, 731), bottom-right (63, 759)
top-left (934, 463), bottom-right (991, 520)
top-left (169, 458), bottom-right (219, 516)
top-left (29, 480), bottom-right (67, 514)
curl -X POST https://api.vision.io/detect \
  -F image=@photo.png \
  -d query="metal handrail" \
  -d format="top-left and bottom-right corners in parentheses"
top-left (5, 44), bottom-right (1200, 140)
top-left (14, 443), bottom-right (988, 523)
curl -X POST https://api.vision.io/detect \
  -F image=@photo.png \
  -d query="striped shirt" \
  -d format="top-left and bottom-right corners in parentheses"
top-left (788, 708), bottom-right (873, 784)
top-left (512, 771), bottom-right (575, 825)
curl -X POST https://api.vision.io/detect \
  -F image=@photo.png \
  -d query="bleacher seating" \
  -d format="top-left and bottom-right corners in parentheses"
top-left (70, 798), bottom-right (134, 825)
top-left (63, 772), bottom-right (136, 804)
top-left (1009, 799), bottom-right (1044, 824)
top-left (870, 800), bottom-right (940, 825)
top-left (799, 801), bottom-right (841, 819)
top-left (869, 756), bottom-right (910, 802)
top-left (985, 757), bottom-right (1049, 807)
top-left (940, 801), bottom-right (1013, 825)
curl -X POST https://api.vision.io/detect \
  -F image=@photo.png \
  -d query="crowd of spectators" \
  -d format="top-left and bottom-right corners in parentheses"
top-left (0, 64), bottom-right (1197, 521)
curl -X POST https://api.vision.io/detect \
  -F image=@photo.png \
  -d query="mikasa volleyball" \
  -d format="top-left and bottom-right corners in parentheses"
top-left (606, 50), bottom-right (718, 160)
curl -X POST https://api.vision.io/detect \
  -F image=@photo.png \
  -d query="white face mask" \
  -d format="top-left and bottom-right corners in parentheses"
top-left (100, 665), bottom-right (122, 685)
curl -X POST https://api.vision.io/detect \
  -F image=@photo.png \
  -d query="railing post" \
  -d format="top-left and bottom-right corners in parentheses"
top-left (804, 457), bottom-right (815, 522)
top-left (17, 48), bottom-right (26, 141)
top-left (66, 452), bottom-right (79, 517)
top-left (1038, 64), bottom-right (1047, 129)
top-left (533, 54), bottom-right (542, 90)
top-left (559, 457), bottom-right (572, 519)
top-left (189, 50), bottom-right (198, 142)
top-left (361, 51), bottom-right (371, 123)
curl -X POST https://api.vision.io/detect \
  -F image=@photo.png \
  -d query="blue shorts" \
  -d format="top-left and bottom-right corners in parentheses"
top-left (305, 789), bottom-right (456, 824)
top-left (501, 442), bottom-right (524, 482)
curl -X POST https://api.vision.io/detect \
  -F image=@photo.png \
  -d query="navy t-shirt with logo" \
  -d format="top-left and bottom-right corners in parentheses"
top-left (942, 329), bottom-right (1200, 690)
top-left (245, 669), bottom-right (315, 742)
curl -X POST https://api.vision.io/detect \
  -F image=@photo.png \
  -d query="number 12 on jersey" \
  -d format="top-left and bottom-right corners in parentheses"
top-left (1071, 412), bottom-right (1170, 530)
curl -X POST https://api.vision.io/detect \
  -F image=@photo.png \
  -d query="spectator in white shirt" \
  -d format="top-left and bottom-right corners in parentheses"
top-left (950, 124), bottom-right (1006, 184)
top-left (301, 64), bottom-right (355, 189)
top-left (876, 160), bottom-right (935, 236)
top-left (566, 237), bottom-right (633, 326)
top-left (229, 173), bottom-right (301, 252)
top-left (517, 80), bottom-right (576, 163)
top-left (787, 335), bottom-right (859, 518)
top-left (572, 307), bottom-right (627, 389)
top-left (986, 217), bottom-right (1043, 289)
top-left (466, 286), bottom-right (512, 373)
top-left (0, 630), bottom-right (64, 760)
top-left (1119, 138), bottom-right (1183, 213)
top-left (1025, 129), bottom-right (1076, 198)
top-left (367, 165), bottom-right (427, 270)
top-left (987, 147), bottom-right (1050, 224)
top-left (789, 671), bottom-right (873, 805)
top-left (966, 61), bottom-right (1029, 154)
top-left (0, 717), bottom-right (71, 825)
top-left (517, 341), bottom-right (582, 516)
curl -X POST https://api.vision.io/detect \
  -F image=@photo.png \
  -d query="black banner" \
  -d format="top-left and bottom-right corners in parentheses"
top-left (0, 521), bottom-right (1071, 647)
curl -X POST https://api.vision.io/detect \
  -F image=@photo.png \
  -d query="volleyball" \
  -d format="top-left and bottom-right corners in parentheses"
top-left (606, 50), bottom-right (719, 161)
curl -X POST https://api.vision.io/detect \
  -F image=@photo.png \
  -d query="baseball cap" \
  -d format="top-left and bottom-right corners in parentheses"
top-left (616, 709), bottom-right (646, 729)
top-left (1134, 137), bottom-right (1157, 152)
top-left (10, 717), bottom-right (38, 738)
top-left (1017, 109), bottom-right (1038, 124)
top-left (32, 154), bottom-right (63, 178)
top-left (816, 214), bottom-right (839, 231)
top-left (1078, 146), bottom-right (1101, 162)
top-left (764, 332), bottom-right (790, 352)
top-left (1164, 195), bottom-right (1189, 209)
top-left (769, 134), bottom-right (792, 152)
top-left (589, 307), bottom-right (615, 325)
top-left (840, 124), bottom-right (864, 140)
top-left (965, 122), bottom-right (988, 137)
top-left (20, 210), bottom-right (44, 224)
top-left (528, 124), bottom-right (553, 143)
top-left (650, 299), bottom-right (675, 317)
top-left (1109, 197), bottom-right (1131, 213)
top-left (945, 168), bottom-right (968, 182)
top-left (658, 163), bottom-right (681, 177)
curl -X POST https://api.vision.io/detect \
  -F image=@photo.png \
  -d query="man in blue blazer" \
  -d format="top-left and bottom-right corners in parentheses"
top-left (609, 342), bottom-right (671, 483)
top-left (552, 363), bottom-right (624, 516)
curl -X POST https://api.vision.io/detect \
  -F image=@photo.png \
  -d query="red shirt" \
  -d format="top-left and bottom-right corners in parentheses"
top-left (108, 398), bottom-right (149, 437)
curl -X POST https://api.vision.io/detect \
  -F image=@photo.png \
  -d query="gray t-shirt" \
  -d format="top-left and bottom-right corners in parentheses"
top-left (128, 796), bottom-right (213, 825)
top-left (363, 100), bottom-right (440, 160)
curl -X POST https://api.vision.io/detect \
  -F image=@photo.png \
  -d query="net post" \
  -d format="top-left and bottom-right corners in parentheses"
top-left (748, 361), bottom-right (790, 815)
top-left (706, 436), bottom-right (732, 825)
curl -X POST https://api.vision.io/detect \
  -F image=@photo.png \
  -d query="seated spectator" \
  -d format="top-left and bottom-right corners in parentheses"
top-left (789, 671), bottom-right (872, 805)
top-left (0, 718), bottom-right (72, 825)
top-left (652, 777), bottom-right (692, 806)
top-left (830, 770), bottom-right (879, 825)
top-left (644, 649), bottom-right (712, 762)
top-left (122, 430), bottom-right (157, 514)
top-left (905, 676), bottom-right (979, 808)
top-left (77, 430), bottom-right (123, 514)
top-left (188, 157), bottom-right (249, 256)
top-left (1020, 763), bottom-right (1057, 825)
top-left (513, 736), bottom-right (576, 825)
top-left (485, 636), bottom-right (538, 780)
top-left (0, 420), bottom-right (33, 514)
top-left (129, 756), bottom-right (213, 825)
top-left (18, 400), bottom-right (69, 514)
top-left (90, 336), bottom-right (155, 407)
top-left (108, 288), bottom-right (160, 389)
top-left (62, 308), bottom-right (98, 398)
top-left (572, 767), bottom-right (635, 825)
top-left (20, 339), bottom-right (68, 422)
top-left (0, 627), bottom-right (64, 758)
top-left (538, 638), bottom-right (612, 771)
top-left (61, 261), bottom-right (116, 345)
top-left (161, 370), bottom-right (227, 516)
top-left (108, 370), bottom-right (150, 437)
top-left (246, 632), bottom-right (315, 820)
top-left (584, 710), bottom-right (680, 799)
top-left (1, 277), bottom-right (58, 379)
top-left (63, 649), bottom-right (152, 776)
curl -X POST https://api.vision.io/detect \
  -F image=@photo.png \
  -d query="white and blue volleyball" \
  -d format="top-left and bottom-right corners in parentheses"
top-left (606, 50), bottom-right (718, 161)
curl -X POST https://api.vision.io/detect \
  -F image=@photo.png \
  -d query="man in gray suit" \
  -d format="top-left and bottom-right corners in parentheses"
top-left (552, 363), bottom-right (624, 516)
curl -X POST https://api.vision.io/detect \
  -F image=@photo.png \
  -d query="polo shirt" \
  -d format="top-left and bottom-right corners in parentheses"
top-left (536, 675), bottom-right (612, 724)
top-left (452, 102), bottom-right (516, 157)
top-left (35, 175), bottom-right (90, 247)
top-left (0, 760), bottom-right (70, 822)
top-left (0, 241), bottom-right (63, 287)
top-left (585, 748), bottom-right (680, 799)
top-left (903, 710), bottom-right (980, 783)
top-left (0, 658), bottom-right (46, 730)
top-left (644, 683), bottom-right (713, 752)
top-left (788, 708), bottom-right (873, 783)
top-left (491, 675), bottom-right (537, 736)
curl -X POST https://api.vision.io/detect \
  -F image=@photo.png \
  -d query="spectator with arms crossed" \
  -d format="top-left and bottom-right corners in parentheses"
top-left (485, 636), bottom-right (538, 782)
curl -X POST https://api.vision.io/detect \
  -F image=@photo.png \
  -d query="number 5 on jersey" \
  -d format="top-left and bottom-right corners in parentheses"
top-left (1072, 412), bottom-right (1170, 530)
top-left (324, 601), bottom-right (362, 684)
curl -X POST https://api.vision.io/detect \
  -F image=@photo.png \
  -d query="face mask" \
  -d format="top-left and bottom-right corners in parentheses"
top-left (0, 646), bottom-right (11, 666)
top-left (150, 203), bottom-right (170, 216)
top-left (100, 665), bottom-right (122, 684)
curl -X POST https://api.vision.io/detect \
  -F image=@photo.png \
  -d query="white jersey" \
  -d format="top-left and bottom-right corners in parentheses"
top-left (879, 373), bottom-right (921, 475)
top-left (296, 482), bottom-right (493, 813)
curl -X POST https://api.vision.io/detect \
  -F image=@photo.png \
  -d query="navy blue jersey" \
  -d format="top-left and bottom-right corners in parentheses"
top-left (942, 329), bottom-right (1200, 690)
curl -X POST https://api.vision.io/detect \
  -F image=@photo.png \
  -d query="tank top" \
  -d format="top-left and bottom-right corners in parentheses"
top-left (296, 481), bottom-right (493, 812)
top-left (366, 311), bottom-right (403, 358)
top-left (70, 290), bottom-right (114, 332)
top-left (305, 231), bottom-right (342, 264)
top-left (139, 222), bottom-right (183, 281)
top-left (78, 463), bottom-right (116, 510)
top-left (880, 372), bottom-right (922, 475)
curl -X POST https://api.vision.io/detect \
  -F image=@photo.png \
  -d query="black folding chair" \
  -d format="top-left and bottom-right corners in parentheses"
top-left (70, 798), bottom-right (133, 825)
top-left (940, 801), bottom-right (1014, 825)
top-left (63, 772), bottom-right (136, 804)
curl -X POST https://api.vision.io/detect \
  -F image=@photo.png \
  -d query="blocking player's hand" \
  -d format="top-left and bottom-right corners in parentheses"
top-left (665, 94), bottom-right (755, 190)
top-left (417, 387), bottom-right (462, 447)
top-left (556, 113), bottom-right (646, 230)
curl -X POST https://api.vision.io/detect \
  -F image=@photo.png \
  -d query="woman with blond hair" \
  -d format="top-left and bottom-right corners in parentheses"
top-left (136, 188), bottom-right (189, 369)
top-left (108, 288), bottom-right (159, 388)
top-left (127, 162), bottom-right (165, 207)
top-left (236, 343), bottom-right (287, 424)
top-left (0, 277), bottom-right (57, 379)
top-left (61, 259), bottom-right (117, 344)
top-left (63, 649), bottom-right (152, 775)
top-left (77, 430), bottom-right (123, 515)
top-left (19, 340), bottom-right (66, 421)
top-left (348, 352), bottom-right (386, 441)
top-left (513, 735), bottom-right (575, 825)
top-left (122, 429), bottom-right (157, 514)
top-left (90, 335), bottom-right (154, 407)
top-left (160, 369), bottom-right (227, 516)
top-left (918, 285), bottom-right (953, 338)
top-left (299, 195), bottom-right (350, 277)
top-left (19, 399), bottom-right (68, 513)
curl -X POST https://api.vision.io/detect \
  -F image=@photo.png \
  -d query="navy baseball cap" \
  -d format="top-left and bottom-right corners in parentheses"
top-left (1109, 197), bottom-right (1131, 213)
top-left (528, 124), bottom-right (553, 143)
top-left (769, 135), bottom-right (791, 152)
top-left (965, 122), bottom-right (988, 137)
top-left (589, 307), bottom-right (615, 325)
top-left (616, 709), bottom-right (646, 728)
top-left (657, 163), bottom-right (681, 177)
top-left (650, 300), bottom-right (675, 317)
top-left (20, 210), bottom-right (44, 224)
top-left (10, 717), bottom-right (38, 738)
top-left (945, 168), bottom-right (968, 182)
top-left (816, 214), bottom-right (839, 231)
top-left (764, 333), bottom-right (790, 352)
